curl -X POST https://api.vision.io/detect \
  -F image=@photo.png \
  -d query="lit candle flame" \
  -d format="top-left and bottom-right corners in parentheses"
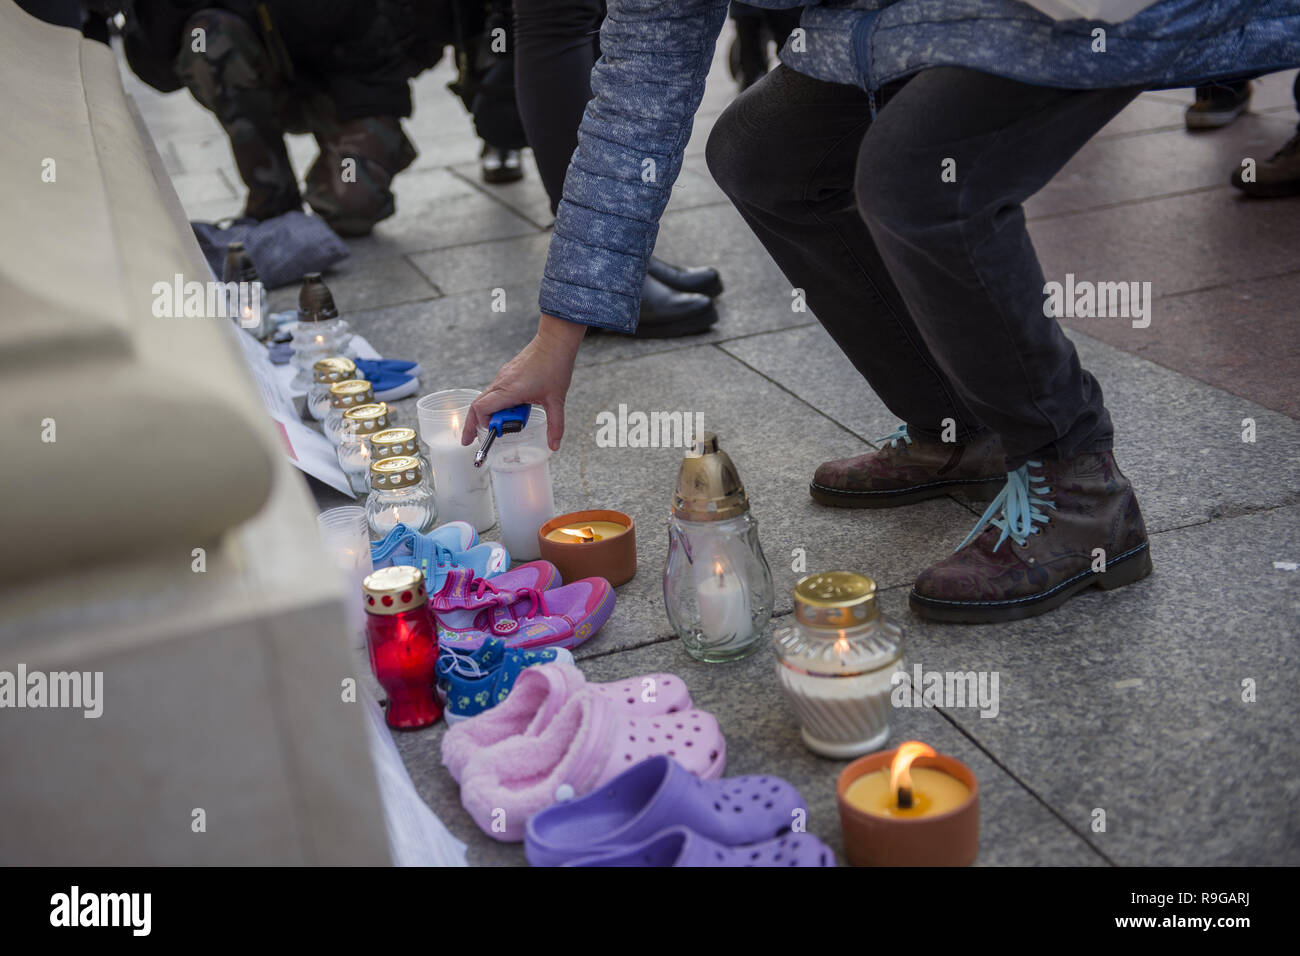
top-left (890, 740), bottom-right (936, 807)
top-left (560, 526), bottom-right (598, 543)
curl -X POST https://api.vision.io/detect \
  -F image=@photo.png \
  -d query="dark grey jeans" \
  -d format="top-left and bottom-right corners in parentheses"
top-left (707, 65), bottom-right (1140, 466)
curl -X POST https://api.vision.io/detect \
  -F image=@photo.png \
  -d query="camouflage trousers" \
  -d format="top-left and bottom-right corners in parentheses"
top-left (173, 8), bottom-right (416, 236)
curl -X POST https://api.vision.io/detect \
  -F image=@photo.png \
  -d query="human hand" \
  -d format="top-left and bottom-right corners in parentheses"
top-left (460, 314), bottom-right (587, 451)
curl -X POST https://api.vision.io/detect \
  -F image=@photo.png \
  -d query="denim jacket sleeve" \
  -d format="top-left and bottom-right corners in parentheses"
top-left (537, 0), bottom-right (732, 333)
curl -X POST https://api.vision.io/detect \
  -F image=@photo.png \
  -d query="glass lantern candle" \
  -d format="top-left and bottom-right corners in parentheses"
top-left (664, 433), bottom-right (774, 663)
top-left (361, 565), bottom-right (442, 729)
top-left (324, 379), bottom-right (374, 446)
top-left (416, 388), bottom-right (496, 533)
top-left (291, 273), bottom-right (351, 388)
top-left (337, 402), bottom-right (392, 495)
top-left (222, 242), bottom-right (273, 340)
top-left (309, 356), bottom-right (356, 421)
top-left (478, 405), bottom-right (554, 561)
top-left (773, 572), bottom-right (904, 758)
top-left (367, 455), bottom-right (437, 538)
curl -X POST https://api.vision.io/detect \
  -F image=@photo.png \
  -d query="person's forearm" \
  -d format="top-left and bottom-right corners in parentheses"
top-left (538, 0), bottom-right (732, 332)
top-left (536, 312), bottom-right (588, 356)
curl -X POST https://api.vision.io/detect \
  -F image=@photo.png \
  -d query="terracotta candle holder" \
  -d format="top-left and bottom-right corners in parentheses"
top-left (538, 510), bottom-right (636, 587)
top-left (837, 747), bottom-right (979, 866)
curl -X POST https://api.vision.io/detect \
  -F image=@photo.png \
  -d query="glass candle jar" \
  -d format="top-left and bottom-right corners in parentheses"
top-left (416, 388), bottom-right (496, 533)
top-left (362, 565), bottom-right (442, 729)
top-left (664, 433), bottom-right (774, 663)
top-left (223, 242), bottom-right (273, 340)
top-left (337, 403), bottom-right (392, 495)
top-left (324, 379), bottom-right (374, 446)
top-left (367, 426), bottom-right (429, 476)
top-left (773, 572), bottom-right (904, 758)
top-left (291, 273), bottom-right (351, 388)
top-left (367, 455), bottom-right (437, 538)
top-left (309, 356), bottom-right (356, 421)
top-left (478, 405), bottom-right (554, 561)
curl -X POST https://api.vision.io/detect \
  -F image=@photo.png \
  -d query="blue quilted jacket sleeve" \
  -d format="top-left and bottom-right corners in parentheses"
top-left (537, 0), bottom-right (732, 332)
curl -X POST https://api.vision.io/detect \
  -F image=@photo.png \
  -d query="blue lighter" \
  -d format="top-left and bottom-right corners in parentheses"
top-left (473, 403), bottom-right (532, 468)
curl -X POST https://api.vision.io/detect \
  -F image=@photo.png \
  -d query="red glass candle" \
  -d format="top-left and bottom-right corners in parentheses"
top-left (362, 565), bottom-right (442, 728)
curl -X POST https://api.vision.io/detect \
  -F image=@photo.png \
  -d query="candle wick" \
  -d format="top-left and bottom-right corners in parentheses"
top-left (897, 786), bottom-right (913, 810)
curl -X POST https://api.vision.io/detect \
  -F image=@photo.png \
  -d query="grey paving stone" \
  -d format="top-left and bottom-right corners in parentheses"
top-left (718, 323), bottom-right (1300, 534)
top-left (1030, 185), bottom-right (1300, 300)
top-left (890, 503), bottom-right (1300, 865)
top-left (266, 254), bottom-right (439, 310)
top-left (1027, 113), bottom-right (1293, 220)
top-left (168, 169), bottom-right (237, 208)
top-left (448, 160), bottom-right (555, 229)
top-left (367, 187), bottom-right (539, 256)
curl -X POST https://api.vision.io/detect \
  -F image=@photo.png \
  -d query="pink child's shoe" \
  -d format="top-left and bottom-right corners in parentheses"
top-left (441, 662), bottom-right (693, 783)
top-left (431, 567), bottom-right (614, 654)
top-left (458, 688), bottom-right (726, 841)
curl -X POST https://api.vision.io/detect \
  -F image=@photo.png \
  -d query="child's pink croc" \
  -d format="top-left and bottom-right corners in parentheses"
top-left (458, 693), bottom-right (725, 841)
top-left (441, 663), bottom-right (693, 783)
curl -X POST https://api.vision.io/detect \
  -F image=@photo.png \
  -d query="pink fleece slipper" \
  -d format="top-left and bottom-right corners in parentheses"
top-left (458, 690), bottom-right (725, 841)
top-left (441, 663), bottom-right (693, 783)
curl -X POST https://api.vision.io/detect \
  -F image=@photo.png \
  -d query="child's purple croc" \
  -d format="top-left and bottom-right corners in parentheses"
top-left (562, 825), bottom-right (835, 867)
top-left (525, 755), bottom-right (808, 867)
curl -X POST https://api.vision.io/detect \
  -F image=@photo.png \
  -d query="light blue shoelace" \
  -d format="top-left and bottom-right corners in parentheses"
top-left (878, 424), bottom-right (913, 449)
top-left (956, 461), bottom-right (1056, 553)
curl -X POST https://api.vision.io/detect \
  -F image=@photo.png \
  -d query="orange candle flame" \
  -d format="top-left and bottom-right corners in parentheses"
top-left (890, 740), bottom-right (937, 803)
top-left (560, 526), bottom-right (598, 543)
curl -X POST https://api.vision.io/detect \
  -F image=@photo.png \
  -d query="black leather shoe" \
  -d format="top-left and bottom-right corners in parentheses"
top-left (632, 275), bottom-right (717, 338)
top-left (482, 146), bottom-right (523, 184)
top-left (647, 256), bottom-right (724, 298)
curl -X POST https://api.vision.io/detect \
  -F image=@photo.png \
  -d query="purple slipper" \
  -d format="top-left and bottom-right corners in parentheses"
top-left (525, 755), bottom-right (807, 867)
top-left (562, 825), bottom-right (835, 867)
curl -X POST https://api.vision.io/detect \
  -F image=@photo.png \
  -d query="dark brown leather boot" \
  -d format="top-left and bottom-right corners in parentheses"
top-left (811, 425), bottom-right (1005, 508)
top-left (909, 450), bottom-right (1152, 623)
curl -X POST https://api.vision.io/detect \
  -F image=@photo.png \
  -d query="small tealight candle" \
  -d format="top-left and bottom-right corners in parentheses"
top-left (836, 741), bottom-right (980, 866)
top-left (544, 521), bottom-right (629, 544)
top-left (538, 510), bottom-right (637, 586)
top-left (844, 742), bottom-right (971, 818)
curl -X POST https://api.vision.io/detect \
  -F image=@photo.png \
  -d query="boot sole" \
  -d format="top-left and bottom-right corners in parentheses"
top-left (809, 477), bottom-right (1005, 509)
top-left (908, 541), bottom-right (1153, 624)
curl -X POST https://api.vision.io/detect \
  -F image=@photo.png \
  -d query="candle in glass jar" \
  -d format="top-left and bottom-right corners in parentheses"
top-left (425, 412), bottom-right (495, 531)
top-left (544, 521), bottom-right (628, 543)
top-left (695, 558), bottom-right (751, 643)
top-left (490, 444), bottom-right (555, 561)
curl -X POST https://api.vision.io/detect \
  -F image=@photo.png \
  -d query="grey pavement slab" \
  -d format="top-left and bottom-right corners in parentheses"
top-left (1030, 185), bottom-right (1300, 301)
top-left (391, 628), bottom-right (1106, 867)
top-left (1026, 113), bottom-right (1294, 220)
top-left (890, 503), bottom-right (1300, 866)
top-left (720, 320), bottom-right (1300, 534)
top-left (267, 253), bottom-right (440, 311)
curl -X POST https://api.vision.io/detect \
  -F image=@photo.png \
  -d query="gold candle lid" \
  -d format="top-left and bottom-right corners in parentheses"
top-left (343, 402), bottom-right (391, 435)
top-left (362, 565), bottom-right (427, 615)
top-left (329, 379), bottom-right (373, 409)
top-left (370, 455), bottom-right (424, 489)
top-left (794, 572), bottom-right (880, 628)
top-left (313, 356), bottom-right (356, 385)
top-left (368, 426), bottom-right (419, 460)
top-left (672, 433), bottom-right (749, 522)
